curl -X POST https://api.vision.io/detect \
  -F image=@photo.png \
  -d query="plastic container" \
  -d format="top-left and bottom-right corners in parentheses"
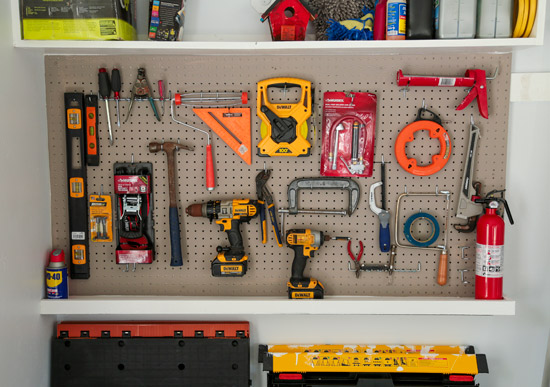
top-left (386, 0), bottom-right (407, 40)
top-left (476, 0), bottom-right (513, 38)
top-left (374, 0), bottom-right (389, 40)
top-left (407, 0), bottom-right (434, 39)
top-left (435, 0), bottom-right (477, 39)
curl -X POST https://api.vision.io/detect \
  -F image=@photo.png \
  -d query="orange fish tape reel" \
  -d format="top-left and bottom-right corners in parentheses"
top-left (395, 108), bottom-right (451, 176)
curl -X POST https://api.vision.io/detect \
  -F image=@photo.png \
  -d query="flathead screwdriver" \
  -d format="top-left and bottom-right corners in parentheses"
top-left (111, 68), bottom-right (121, 127)
top-left (98, 68), bottom-right (113, 145)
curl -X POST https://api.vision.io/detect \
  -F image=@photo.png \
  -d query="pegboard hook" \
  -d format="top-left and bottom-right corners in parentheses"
top-left (486, 66), bottom-right (499, 81)
top-left (460, 246), bottom-right (470, 260)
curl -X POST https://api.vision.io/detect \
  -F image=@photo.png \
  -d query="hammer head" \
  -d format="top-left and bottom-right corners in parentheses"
top-left (148, 141), bottom-right (194, 154)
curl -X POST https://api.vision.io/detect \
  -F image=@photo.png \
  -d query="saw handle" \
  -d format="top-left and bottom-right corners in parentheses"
top-left (206, 144), bottom-right (215, 191)
top-left (379, 222), bottom-right (391, 253)
top-left (437, 251), bottom-right (448, 286)
top-left (169, 206), bottom-right (183, 267)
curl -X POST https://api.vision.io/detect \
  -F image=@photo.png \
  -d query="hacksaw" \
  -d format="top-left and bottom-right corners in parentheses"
top-left (193, 108), bottom-right (252, 165)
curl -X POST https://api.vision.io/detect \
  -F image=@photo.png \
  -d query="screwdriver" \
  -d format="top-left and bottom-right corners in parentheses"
top-left (158, 80), bottom-right (165, 117)
top-left (98, 68), bottom-right (113, 145)
top-left (111, 68), bottom-right (121, 127)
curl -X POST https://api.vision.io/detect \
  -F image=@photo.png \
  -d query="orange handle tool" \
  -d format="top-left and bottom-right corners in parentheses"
top-left (437, 251), bottom-right (448, 286)
top-left (206, 143), bottom-right (215, 191)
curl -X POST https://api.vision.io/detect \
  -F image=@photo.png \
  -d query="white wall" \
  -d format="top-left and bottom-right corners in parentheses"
top-left (0, 3), bottom-right (53, 387)
top-left (3, 1), bottom-right (550, 387)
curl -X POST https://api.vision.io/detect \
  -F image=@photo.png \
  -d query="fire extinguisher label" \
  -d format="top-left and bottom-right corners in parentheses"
top-left (476, 243), bottom-right (504, 278)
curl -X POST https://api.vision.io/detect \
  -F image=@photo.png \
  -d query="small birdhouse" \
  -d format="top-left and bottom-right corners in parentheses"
top-left (261, 0), bottom-right (317, 41)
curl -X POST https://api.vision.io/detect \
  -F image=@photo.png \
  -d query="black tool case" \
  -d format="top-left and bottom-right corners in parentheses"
top-left (51, 322), bottom-right (251, 386)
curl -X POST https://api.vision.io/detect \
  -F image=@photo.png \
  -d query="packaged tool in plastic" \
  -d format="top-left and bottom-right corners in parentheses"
top-left (114, 162), bottom-right (154, 271)
top-left (321, 92), bottom-right (377, 177)
top-left (148, 0), bottom-right (186, 41)
top-left (89, 194), bottom-right (113, 243)
top-left (21, 0), bottom-right (137, 41)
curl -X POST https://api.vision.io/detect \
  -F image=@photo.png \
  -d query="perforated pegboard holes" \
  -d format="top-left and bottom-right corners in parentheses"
top-left (46, 54), bottom-right (511, 297)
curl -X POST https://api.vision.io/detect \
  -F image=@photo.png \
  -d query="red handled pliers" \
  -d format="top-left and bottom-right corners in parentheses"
top-left (347, 240), bottom-right (364, 279)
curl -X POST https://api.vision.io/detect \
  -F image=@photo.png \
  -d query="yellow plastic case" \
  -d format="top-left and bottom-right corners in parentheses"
top-left (257, 77), bottom-right (312, 157)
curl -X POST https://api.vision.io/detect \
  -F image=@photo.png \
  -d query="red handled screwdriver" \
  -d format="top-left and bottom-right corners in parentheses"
top-left (111, 68), bottom-right (121, 127)
top-left (98, 68), bottom-right (113, 145)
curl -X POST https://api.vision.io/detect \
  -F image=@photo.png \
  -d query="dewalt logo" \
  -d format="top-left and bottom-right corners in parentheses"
top-left (293, 292), bottom-right (314, 299)
top-left (276, 105), bottom-right (292, 109)
top-left (222, 266), bottom-right (243, 273)
top-left (275, 148), bottom-right (291, 154)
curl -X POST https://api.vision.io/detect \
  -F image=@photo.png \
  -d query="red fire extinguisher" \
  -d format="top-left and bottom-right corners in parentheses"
top-left (474, 197), bottom-right (514, 299)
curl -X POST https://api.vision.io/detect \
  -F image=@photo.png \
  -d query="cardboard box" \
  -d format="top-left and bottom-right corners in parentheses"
top-left (21, 0), bottom-right (137, 40)
top-left (148, 0), bottom-right (185, 41)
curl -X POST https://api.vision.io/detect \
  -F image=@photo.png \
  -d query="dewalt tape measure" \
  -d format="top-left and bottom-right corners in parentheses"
top-left (257, 77), bottom-right (312, 157)
top-left (395, 108), bottom-right (451, 176)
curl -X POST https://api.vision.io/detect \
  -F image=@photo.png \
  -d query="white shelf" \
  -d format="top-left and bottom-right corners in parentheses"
top-left (12, 38), bottom-right (542, 56)
top-left (40, 296), bottom-right (516, 316)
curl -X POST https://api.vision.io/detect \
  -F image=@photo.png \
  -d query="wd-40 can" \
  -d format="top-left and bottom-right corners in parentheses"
top-left (46, 249), bottom-right (68, 299)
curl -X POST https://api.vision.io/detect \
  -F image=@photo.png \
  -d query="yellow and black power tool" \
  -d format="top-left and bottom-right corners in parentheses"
top-left (257, 77), bottom-right (312, 157)
top-left (286, 229), bottom-right (332, 299)
top-left (186, 200), bottom-right (258, 277)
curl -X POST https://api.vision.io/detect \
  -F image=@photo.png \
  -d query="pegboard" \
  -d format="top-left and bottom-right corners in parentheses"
top-left (45, 53), bottom-right (511, 297)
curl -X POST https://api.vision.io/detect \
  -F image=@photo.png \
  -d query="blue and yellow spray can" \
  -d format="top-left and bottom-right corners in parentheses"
top-left (46, 249), bottom-right (68, 299)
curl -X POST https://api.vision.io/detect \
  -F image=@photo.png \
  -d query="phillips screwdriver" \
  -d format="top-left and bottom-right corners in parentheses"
top-left (111, 68), bottom-right (121, 127)
top-left (98, 68), bottom-right (114, 145)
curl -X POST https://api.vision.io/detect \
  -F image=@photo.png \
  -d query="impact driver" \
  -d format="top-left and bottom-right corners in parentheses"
top-left (286, 229), bottom-right (334, 299)
top-left (186, 199), bottom-right (259, 277)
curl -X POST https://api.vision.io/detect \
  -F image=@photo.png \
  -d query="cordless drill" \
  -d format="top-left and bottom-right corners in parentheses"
top-left (186, 200), bottom-right (259, 277)
top-left (286, 229), bottom-right (331, 299)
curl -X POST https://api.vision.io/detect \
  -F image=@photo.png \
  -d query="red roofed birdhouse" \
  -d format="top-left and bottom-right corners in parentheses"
top-left (261, 0), bottom-right (317, 41)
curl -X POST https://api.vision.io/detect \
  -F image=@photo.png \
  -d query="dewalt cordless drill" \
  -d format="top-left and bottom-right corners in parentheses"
top-left (186, 200), bottom-right (259, 277)
top-left (286, 229), bottom-right (332, 299)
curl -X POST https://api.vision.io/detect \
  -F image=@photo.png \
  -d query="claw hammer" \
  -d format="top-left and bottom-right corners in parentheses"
top-left (148, 141), bottom-right (194, 266)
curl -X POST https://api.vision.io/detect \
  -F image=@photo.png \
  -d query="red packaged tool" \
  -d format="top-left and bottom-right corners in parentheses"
top-left (321, 92), bottom-right (377, 177)
top-left (114, 162), bottom-right (154, 271)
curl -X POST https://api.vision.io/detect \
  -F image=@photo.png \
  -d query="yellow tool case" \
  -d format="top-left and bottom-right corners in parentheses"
top-left (259, 344), bottom-right (488, 386)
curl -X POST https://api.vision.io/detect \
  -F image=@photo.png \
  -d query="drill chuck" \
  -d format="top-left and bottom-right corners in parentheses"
top-left (186, 201), bottom-right (220, 222)
top-left (185, 203), bottom-right (206, 217)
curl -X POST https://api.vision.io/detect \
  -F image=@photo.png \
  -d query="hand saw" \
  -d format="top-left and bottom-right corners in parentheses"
top-left (257, 77), bottom-right (312, 157)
